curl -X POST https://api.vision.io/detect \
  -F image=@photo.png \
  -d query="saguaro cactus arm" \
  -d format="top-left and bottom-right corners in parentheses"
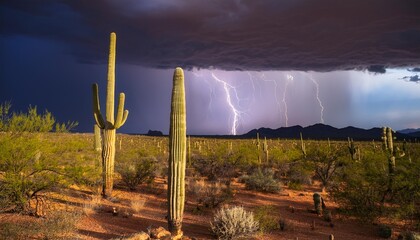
top-left (92, 83), bottom-right (106, 129)
top-left (106, 32), bottom-right (116, 124)
top-left (114, 93), bottom-right (129, 129)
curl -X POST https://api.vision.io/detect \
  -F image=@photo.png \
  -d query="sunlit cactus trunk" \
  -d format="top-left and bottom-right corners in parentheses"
top-left (94, 124), bottom-right (102, 152)
top-left (92, 32), bottom-right (128, 198)
top-left (102, 129), bottom-right (116, 197)
top-left (168, 67), bottom-right (186, 238)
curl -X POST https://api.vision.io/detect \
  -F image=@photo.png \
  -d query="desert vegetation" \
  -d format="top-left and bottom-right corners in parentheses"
top-left (1, 99), bottom-right (419, 239)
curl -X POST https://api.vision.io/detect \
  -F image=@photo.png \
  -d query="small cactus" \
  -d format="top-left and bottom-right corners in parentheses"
top-left (300, 132), bottom-right (306, 158)
top-left (348, 137), bottom-right (358, 160)
top-left (313, 192), bottom-right (322, 215)
top-left (256, 132), bottom-right (261, 164)
top-left (263, 137), bottom-right (269, 163)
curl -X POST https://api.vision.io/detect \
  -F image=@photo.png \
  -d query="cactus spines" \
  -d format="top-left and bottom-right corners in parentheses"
top-left (168, 67), bottom-right (186, 238)
top-left (92, 32), bottom-right (129, 198)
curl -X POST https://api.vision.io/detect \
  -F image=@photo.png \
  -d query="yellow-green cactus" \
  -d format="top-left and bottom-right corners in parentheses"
top-left (92, 32), bottom-right (129, 198)
top-left (300, 132), bottom-right (307, 158)
top-left (168, 67), bottom-right (186, 238)
top-left (94, 124), bottom-right (102, 152)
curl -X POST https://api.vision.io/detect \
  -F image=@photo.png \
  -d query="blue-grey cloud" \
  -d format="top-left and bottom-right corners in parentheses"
top-left (408, 68), bottom-right (420, 72)
top-left (402, 75), bottom-right (420, 83)
top-left (1, 0), bottom-right (420, 71)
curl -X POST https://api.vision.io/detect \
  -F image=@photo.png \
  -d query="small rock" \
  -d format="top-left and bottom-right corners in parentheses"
top-left (150, 226), bottom-right (171, 239)
top-left (124, 232), bottom-right (150, 240)
top-left (112, 207), bottom-right (119, 216)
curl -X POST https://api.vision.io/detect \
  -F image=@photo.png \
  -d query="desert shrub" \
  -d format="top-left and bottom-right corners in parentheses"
top-left (241, 168), bottom-right (281, 193)
top-left (279, 218), bottom-right (296, 231)
top-left (188, 179), bottom-right (232, 209)
top-left (253, 205), bottom-right (280, 233)
top-left (0, 104), bottom-right (88, 215)
top-left (211, 206), bottom-right (259, 240)
top-left (116, 157), bottom-right (157, 190)
top-left (0, 210), bottom-right (81, 239)
top-left (0, 102), bottom-right (77, 132)
top-left (378, 224), bottom-right (392, 238)
top-left (305, 144), bottom-right (347, 192)
top-left (398, 231), bottom-right (420, 240)
top-left (192, 153), bottom-right (238, 185)
top-left (287, 162), bottom-right (313, 185)
top-left (330, 151), bottom-right (388, 222)
top-left (288, 181), bottom-right (304, 190)
top-left (82, 194), bottom-right (102, 216)
top-left (130, 196), bottom-right (146, 214)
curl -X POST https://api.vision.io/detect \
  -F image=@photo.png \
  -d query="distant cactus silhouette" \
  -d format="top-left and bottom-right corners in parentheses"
top-left (381, 127), bottom-right (405, 203)
top-left (300, 132), bottom-right (307, 158)
top-left (92, 32), bottom-right (128, 198)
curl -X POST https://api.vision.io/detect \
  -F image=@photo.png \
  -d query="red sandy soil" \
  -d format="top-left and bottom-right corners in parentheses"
top-left (0, 178), bottom-right (406, 240)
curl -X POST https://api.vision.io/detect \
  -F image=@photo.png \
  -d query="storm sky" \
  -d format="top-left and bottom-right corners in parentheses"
top-left (1, 0), bottom-right (420, 134)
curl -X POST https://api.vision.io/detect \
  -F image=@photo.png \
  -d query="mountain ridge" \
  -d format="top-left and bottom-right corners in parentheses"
top-left (242, 123), bottom-right (415, 140)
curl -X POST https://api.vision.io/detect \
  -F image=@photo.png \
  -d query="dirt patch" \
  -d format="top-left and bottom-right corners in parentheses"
top-left (0, 178), bottom-right (401, 239)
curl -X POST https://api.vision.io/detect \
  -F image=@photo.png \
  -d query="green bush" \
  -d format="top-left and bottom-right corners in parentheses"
top-left (378, 224), bottom-right (392, 238)
top-left (211, 206), bottom-right (259, 240)
top-left (253, 205), bottom-right (280, 233)
top-left (241, 168), bottom-right (281, 193)
top-left (116, 157), bottom-right (157, 190)
top-left (0, 103), bottom-right (89, 214)
top-left (287, 181), bottom-right (303, 190)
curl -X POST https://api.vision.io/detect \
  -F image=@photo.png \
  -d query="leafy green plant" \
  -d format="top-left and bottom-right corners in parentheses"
top-left (0, 103), bottom-right (91, 215)
top-left (253, 205), bottom-right (280, 233)
top-left (241, 168), bottom-right (281, 193)
top-left (116, 157), bottom-right (157, 190)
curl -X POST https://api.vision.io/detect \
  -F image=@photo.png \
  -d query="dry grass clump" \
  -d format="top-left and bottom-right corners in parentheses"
top-left (82, 194), bottom-right (102, 216)
top-left (130, 196), bottom-right (147, 214)
top-left (211, 205), bottom-right (259, 240)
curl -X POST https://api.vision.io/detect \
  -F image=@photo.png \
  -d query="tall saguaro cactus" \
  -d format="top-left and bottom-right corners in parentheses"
top-left (168, 67), bottom-right (186, 238)
top-left (92, 32), bottom-right (129, 198)
top-left (381, 127), bottom-right (405, 202)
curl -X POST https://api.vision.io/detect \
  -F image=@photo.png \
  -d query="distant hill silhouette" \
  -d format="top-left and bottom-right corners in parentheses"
top-left (242, 123), bottom-right (415, 140)
top-left (146, 130), bottom-right (163, 136)
top-left (398, 128), bottom-right (420, 138)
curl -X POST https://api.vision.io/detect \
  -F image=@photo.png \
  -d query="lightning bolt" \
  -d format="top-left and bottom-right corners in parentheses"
top-left (308, 74), bottom-right (325, 124)
top-left (211, 72), bottom-right (241, 135)
top-left (260, 73), bottom-right (282, 122)
top-left (283, 74), bottom-right (294, 127)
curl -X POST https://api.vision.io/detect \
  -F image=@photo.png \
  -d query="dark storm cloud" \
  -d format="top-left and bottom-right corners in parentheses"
top-left (1, 0), bottom-right (420, 71)
top-left (367, 65), bottom-right (386, 74)
top-left (402, 75), bottom-right (420, 83)
top-left (408, 68), bottom-right (420, 72)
